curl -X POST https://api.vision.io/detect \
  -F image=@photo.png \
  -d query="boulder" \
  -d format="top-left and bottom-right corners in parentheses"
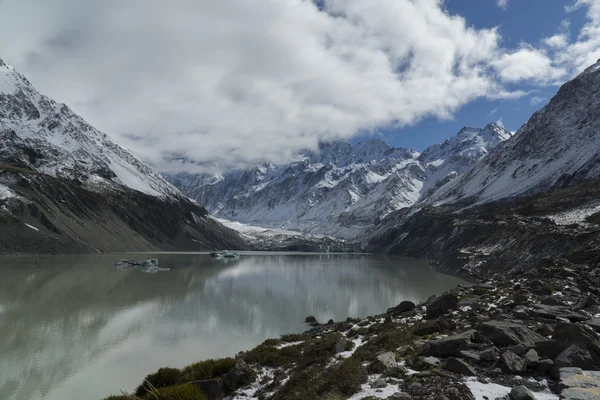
top-left (426, 293), bottom-right (458, 319)
top-left (412, 317), bottom-right (456, 336)
top-left (304, 315), bottom-right (317, 323)
top-left (371, 379), bottom-right (387, 389)
top-left (553, 323), bottom-right (600, 367)
top-left (442, 357), bottom-right (476, 376)
top-left (505, 344), bottom-right (526, 356)
top-left (539, 358), bottom-right (554, 374)
top-left (583, 318), bottom-right (600, 333)
top-left (534, 340), bottom-right (566, 360)
top-left (222, 361), bottom-right (255, 391)
top-left (552, 345), bottom-right (594, 379)
top-left (477, 320), bottom-right (546, 347)
top-left (194, 379), bottom-right (224, 400)
top-left (422, 357), bottom-right (442, 367)
top-left (529, 304), bottom-right (589, 323)
top-left (369, 352), bottom-right (397, 373)
top-left (331, 339), bottom-right (350, 354)
top-left (537, 324), bottom-right (554, 337)
top-left (387, 300), bottom-right (416, 315)
top-left (480, 347), bottom-right (500, 362)
top-left (509, 386), bottom-right (536, 400)
top-left (501, 351), bottom-right (528, 373)
top-left (419, 330), bottom-right (475, 358)
top-left (387, 392), bottom-right (413, 400)
top-left (558, 368), bottom-right (600, 399)
top-left (524, 349), bottom-right (539, 367)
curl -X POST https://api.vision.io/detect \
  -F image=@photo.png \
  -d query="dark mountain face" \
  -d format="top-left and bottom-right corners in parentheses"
top-left (0, 58), bottom-right (245, 253)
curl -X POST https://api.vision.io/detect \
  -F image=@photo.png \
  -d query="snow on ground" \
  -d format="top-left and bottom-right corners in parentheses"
top-left (230, 368), bottom-right (275, 400)
top-left (274, 341), bottom-right (304, 350)
top-left (24, 223), bottom-right (39, 231)
top-left (347, 380), bottom-right (400, 400)
top-left (339, 337), bottom-right (364, 359)
top-left (217, 218), bottom-right (304, 238)
top-left (0, 183), bottom-right (15, 200)
top-left (546, 204), bottom-right (600, 225)
top-left (465, 378), bottom-right (558, 400)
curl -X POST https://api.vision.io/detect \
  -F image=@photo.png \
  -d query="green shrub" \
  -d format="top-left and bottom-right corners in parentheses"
top-left (542, 285), bottom-right (554, 295)
top-left (180, 358), bottom-right (236, 382)
top-left (244, 344), bottom-right (302, 367)
top-left (280, 334), bottom-right (311, 343)
top-left (135, 367), bottom-right (182, 397)
top-left (353, 325), bottom-right (413, 361)
top-left (332, 358), bottom-right (367, 396)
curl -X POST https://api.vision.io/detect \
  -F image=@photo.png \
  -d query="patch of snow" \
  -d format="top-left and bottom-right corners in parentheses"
top-left (347, 382), bottom-right (400, 400)
top-left (275, 341), bottom-right (303, 350)
top-left (339, 337), bottom-right (364, 359)
top-left (24, 223), bottom-right (39, 231)
top-left (465, 378), bottom-right (558, 400)
top-left (546, 204), bottom-right (600, 225)
top-left (230, 368), bottom-right (275, 400)
top-left (0, 183), bottom-right (15, 200)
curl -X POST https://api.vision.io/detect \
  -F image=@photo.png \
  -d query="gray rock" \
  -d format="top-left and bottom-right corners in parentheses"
top-left (509, 385), bottom-right (537, 400)
top-left (553, 323), bottom-right (600, 367)
top-left (558, 368), bottom-right (600, 399)
top-left (387, 300), bottom-right (416, 315)
top-left (194, 379), bottom-right (224, 400)
top-left (459, 297), bottom-right (479, 308)
top-left (419, 330), bottom-right (475, 358)
top-left (481, 346), bottom-right (500, 361)
top-left (371, 379), bottom-right (387, 389)
top-left (539, 358), bottom-right (554, 373)
top-left (501, 351), bottom-right (528, 373)
top-left (304, 315), bottom-right (317, 323)
top-left (222, 361), bottom-right (255, 391)
top-left (387, 392), bottom-right (413, 400)
top-left (412, 317), bottom-right (456, 335)
top-left (478, 320), bottom-right (546, 347)
top-left (423, 356), bottom-right (442, 367)
top-left (369, 352), bottom-right (397, 373)
top-left (537, 324), bottom-right (554, 337)
top-left (505, 344), bottom-right (526, 356)
top-left (331, 339), bottom-right (350, 354)
top-left (583, 318), bottom-right (600, 333)
top-left (426, 293), bottom-right (458, 319)
top-left (459, 350), bottom-right (481, 363)
top-left (524, 349), bottom-right (539, 367)
top-left (535, 339), bottom-right (566, 360)
top-left (552, 345), bottom-right (594, 379)
top-left (442, 357), bottom-right (477, 376)
top-left (530, 304), bottom-right (589, 323)
top-left (540, 296), bottom-right (565, 306)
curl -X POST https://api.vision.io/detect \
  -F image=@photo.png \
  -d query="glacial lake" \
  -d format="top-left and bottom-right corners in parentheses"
top-left (0, 252), bottom-right (467, 400)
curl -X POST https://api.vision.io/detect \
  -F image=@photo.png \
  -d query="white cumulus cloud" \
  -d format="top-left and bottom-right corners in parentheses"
top-left (0, 0), bottom-right (597, 171)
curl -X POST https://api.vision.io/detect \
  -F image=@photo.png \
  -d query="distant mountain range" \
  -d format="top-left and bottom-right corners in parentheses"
top-left (166, 123), bottom-right (512, 238)
top-left (0, 58), bottom-right (244, 253)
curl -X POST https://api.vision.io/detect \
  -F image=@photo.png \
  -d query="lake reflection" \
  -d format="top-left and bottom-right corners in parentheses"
top-left (0, 253), bottom-right (466, 400)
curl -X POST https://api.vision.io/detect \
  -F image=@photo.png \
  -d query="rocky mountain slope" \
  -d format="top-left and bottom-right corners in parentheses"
top-left (0, 58), bottom-right (245, 253)
top-left (366, 60), bottom-right (600, 276)
top-left (167, 124), bottom-right (511, 238)
top-left (430, 60), bottom-right (600, 205)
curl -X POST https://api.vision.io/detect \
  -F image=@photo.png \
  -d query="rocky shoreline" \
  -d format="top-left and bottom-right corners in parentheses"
top-left (105, 259), bottom-right (600, 400)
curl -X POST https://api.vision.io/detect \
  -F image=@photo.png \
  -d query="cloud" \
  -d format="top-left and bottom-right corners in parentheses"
top-left (489, 108), bottom-right (498, 116)
top-left (0, 0), bottom-right (595, 171)
top-left (490, 47), bottom-right (566, 84)
top-left (495, 118), bottom-right (504, 128)
top-left (496, 0), bottom-right (509, 10)
top-left (529, 96), bottom-right (547, 106)
top-left (543, 34), bottom-right (569, 49)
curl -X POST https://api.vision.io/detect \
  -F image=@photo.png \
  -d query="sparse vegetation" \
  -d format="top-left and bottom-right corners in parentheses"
top-left (0, 163), bottom-right (37, 175)
top-left (180, 358), bottom-right (237, 382)
top-left (135, 367), bottom-right (182, 397)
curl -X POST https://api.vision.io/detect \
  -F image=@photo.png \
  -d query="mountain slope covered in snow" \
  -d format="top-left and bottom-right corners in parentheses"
top-left (167, 123), bottom-right (511, 237)
top-left (0, 58), bottom-right (245, 253)
top-left (429, 60), bottom-right (600, 205)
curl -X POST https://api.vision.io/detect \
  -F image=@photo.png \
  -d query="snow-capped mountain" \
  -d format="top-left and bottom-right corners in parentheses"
top-left (0, 58), bottom-right (177, 198)
top-left (0, 58), bottom-right (244, 253)
top-left (167, 123), bottom-right (511, 237)
top-left (430, 60), bottom-right (600, 205)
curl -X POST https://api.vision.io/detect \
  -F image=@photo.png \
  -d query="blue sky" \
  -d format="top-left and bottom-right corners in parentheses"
top-left (357, 0), bottom-right (591, 151)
